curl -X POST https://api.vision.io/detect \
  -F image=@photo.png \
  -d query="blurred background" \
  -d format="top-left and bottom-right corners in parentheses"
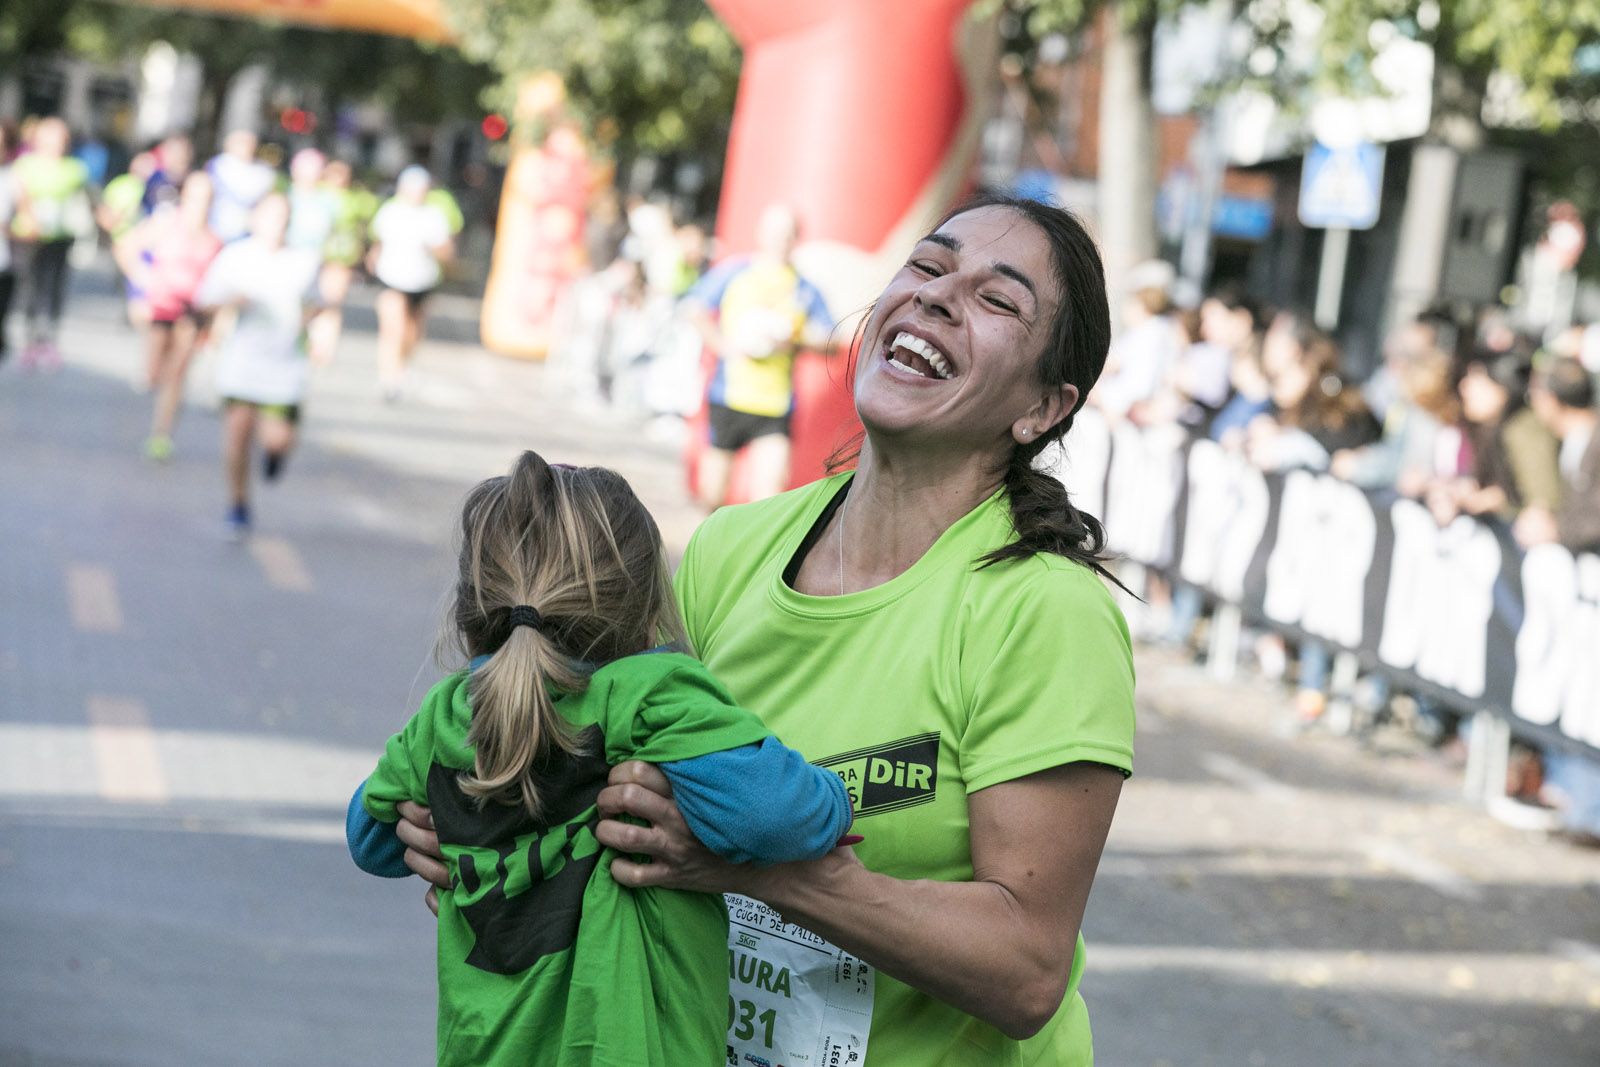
top-left (2, 1), bottom-right (1599, 1064)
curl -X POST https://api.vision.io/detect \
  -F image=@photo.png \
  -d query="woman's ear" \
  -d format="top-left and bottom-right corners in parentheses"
top-left (1013, 383), bottom-right (1080, 443)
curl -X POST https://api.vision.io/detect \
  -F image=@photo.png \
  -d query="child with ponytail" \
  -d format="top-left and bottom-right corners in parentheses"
top-left (347, 451), bottom-right (852, 1066)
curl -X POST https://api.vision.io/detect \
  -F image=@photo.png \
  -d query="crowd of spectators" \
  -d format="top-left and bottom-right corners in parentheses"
top-left (1087, 265), bottom-right (1600, 840)
top-left (550, 196), bottom-right (713, 427)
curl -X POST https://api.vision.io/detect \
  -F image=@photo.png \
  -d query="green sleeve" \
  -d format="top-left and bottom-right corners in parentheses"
top-left (959, 564), bottom-right (1136, 794)
top-left (605, 656), bottom-right (771, 765)
top-left (361, 676), bottom-right (458, 823)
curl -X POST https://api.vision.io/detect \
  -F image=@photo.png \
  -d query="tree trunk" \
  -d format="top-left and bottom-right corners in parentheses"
top-left (193, 61), bottom-right (239, 159)
top-left (1097, 4), bottom-right (1159, 316)
top-left (1427, 10), bottom-right (1488, 152)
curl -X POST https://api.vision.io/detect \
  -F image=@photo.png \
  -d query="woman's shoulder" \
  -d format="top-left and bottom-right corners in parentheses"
top-left (965, 549), bottom-right (1127, 628)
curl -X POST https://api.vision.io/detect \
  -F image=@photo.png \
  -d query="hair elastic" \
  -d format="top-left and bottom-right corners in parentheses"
top-left (508, 605), bottom-right (545, 632)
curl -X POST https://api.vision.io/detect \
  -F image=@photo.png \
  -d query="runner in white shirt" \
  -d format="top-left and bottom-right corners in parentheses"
top-left (206, 130), bottom-right (277, 244)
top-left (195, 192), bottom-right (321, 539)
top-left (368, 165), bottom-right (454, 401)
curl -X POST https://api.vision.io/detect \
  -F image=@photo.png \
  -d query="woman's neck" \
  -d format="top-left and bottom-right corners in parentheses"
top-left (841, 440), bottom-right (1004, 588)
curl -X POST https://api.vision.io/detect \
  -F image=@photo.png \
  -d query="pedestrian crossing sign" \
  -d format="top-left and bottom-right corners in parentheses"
top-left (1298, 141), bottom-right (1385, 230)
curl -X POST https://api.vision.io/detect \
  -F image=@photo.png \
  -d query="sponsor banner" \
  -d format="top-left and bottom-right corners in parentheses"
top-left (1060, 412), bottom-right (1600, 759)
top-left (125, 0), bottom-right (451, 42)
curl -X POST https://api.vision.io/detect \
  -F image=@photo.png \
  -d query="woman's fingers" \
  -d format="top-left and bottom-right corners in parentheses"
top-left (403, 846), bottom-right (452, 890)
top-left (596, 780), bottom-right (686, 831)
top-left (608, 854), bottom-right (672, 889)
top-left (395, 800), bottom-right (435, 832)
top-left (395, 813), bottom-right (442, 857)
top-left (607, 760), bottom-right (673, 798)
top-left (424, 886), bottom-right (440, 917)
top-left (594, 813), bottom-right (672, 857)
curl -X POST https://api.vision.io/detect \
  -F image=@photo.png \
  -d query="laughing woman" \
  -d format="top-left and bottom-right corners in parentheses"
top-left (397, 194), bottom-right (1135, 1065)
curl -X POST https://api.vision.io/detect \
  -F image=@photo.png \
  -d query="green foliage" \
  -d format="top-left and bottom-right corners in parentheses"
top-left (443, 0), bottom-right (740, 157)
top-left (997, 0), bottom-right (1600, 133)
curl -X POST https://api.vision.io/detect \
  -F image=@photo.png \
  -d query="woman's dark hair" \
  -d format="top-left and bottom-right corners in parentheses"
top-left (1268, 310), bottom-right (1370, 434)
top-left (1465, 348), bottom-right (1532, 413)
top-left (839, 193), bottom-right (1119, 580)
top-left (950, 195), bottom-right (1116, 577)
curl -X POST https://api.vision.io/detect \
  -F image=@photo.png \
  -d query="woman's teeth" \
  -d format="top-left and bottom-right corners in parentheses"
top-left (889, 332), bottom-right (953, 379)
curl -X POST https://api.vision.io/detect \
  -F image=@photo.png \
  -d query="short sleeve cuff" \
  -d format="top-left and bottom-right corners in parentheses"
top-left (965, 740), bottom-right (1134, 795)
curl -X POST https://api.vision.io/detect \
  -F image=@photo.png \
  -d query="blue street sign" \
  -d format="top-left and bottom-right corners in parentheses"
top-left (1298, 141), bottom-right (1386, 230)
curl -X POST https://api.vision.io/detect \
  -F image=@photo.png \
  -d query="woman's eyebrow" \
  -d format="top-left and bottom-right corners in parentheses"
top-left (993, 263), bottom-right (1037, 300)
top-left (919, 232), bottom-right (1037, 301)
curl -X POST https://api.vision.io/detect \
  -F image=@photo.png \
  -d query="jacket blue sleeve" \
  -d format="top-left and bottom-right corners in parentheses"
top-left (661, 737), bottom-right (852, 866)
top-left (347, 782), bottom-right (413, 878)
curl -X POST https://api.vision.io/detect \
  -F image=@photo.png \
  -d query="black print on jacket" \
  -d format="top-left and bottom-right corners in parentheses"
top-left (427, 725), bottom-right (609, 975)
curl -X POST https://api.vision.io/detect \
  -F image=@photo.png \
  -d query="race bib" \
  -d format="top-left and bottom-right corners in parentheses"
top-left (724, 893), bottom-right (873, 1067)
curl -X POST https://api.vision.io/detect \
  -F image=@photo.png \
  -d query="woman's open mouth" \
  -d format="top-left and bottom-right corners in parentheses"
top-left (885, 331), bottom-right (954, 380)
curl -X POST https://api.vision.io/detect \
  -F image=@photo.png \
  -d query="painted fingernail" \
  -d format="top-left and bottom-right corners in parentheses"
top-left (837, 834), bottom-right (864, 846)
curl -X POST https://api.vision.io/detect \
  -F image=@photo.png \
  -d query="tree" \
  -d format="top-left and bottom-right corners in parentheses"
top-left (983, 1), bottom-right (1204, 300)
top-left (994, 0), bottom-right (1600, 293)
top-left (442, 0), bottom-right (741, 166)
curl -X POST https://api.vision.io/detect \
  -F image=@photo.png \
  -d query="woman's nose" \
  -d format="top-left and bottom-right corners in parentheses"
top-left (913, 276), bottom-right (960, 322)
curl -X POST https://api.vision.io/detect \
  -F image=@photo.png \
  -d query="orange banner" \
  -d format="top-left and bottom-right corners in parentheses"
top-left (119, 0), bottom-right (452, 42)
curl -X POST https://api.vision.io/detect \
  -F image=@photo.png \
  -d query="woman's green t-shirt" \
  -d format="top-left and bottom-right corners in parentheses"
top-left (676, 474), bottom-right (1136, 1067)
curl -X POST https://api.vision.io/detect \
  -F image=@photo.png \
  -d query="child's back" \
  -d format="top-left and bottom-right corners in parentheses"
top-left (351, 452), bottom-right (850, 1066)
top-left (364, 650), bottom-right (774, 1064)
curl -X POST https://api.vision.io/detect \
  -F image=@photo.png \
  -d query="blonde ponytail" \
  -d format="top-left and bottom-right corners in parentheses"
top-left (442, 450), bottom-right (686, 818)
top-left (459, 623), bottom-right (587, 819)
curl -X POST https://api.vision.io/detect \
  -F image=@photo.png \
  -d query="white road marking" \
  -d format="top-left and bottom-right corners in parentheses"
top-left (85, 695), bottom-right (168, 803)
top-left (1088, 944), bottom-right (1591, 1005)
top-left (1200, 750), bottom-right (1299, 802)
top-left (1360, 838), bottom-right (1484, 903)
top-left (1551, 938), bottom-right (1600, 975)
top-left (0, 723), bottom-right (376, 809)
top-left (248, 535), bottom-right (315, 593)
top-left (65, 564), bottom-right (123, 633)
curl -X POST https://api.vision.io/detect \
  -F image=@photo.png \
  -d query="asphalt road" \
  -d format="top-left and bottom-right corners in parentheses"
top-left (2, 269), bottom-right (1597, 1066)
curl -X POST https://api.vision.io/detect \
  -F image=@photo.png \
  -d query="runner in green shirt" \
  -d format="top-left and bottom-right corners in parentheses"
top-left (10, 117), bottom-right (91, 367)
top-left (588, 194), bottom-right (1136, 1066)
top-left (352, 452), bottom-right (851, 1066)
top-left (399, 195), bottom-right (1137, 1065)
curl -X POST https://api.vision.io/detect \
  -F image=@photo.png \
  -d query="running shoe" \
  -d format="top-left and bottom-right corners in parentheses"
top-left (36, 340), bottom-right (62, 372)
top-left (226, 503), bottom-right (252, 542)
top-left (262, 450), bottom-right (287, 482)
top-left (18, 342), bottom-right (39, 372)
top-left (144, 435), bottom-right (174, 463)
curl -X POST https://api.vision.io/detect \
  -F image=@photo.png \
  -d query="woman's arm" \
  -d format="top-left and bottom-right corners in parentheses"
top-left (596, 758), bottom-right (1123, 1040)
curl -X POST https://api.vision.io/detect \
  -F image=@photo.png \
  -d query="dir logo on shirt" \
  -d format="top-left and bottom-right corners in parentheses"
top-left (818, 732), bottom-right (939, 818)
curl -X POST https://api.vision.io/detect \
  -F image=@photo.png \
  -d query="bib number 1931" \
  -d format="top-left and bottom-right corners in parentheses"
top-left (724, 893), bottom-right (874, 1066)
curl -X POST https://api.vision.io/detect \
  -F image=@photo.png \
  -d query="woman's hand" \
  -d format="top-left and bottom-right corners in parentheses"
top-left (595, 761), bottom-right (750, 895)
top-left (395, 800), bottom-right (450, 915)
